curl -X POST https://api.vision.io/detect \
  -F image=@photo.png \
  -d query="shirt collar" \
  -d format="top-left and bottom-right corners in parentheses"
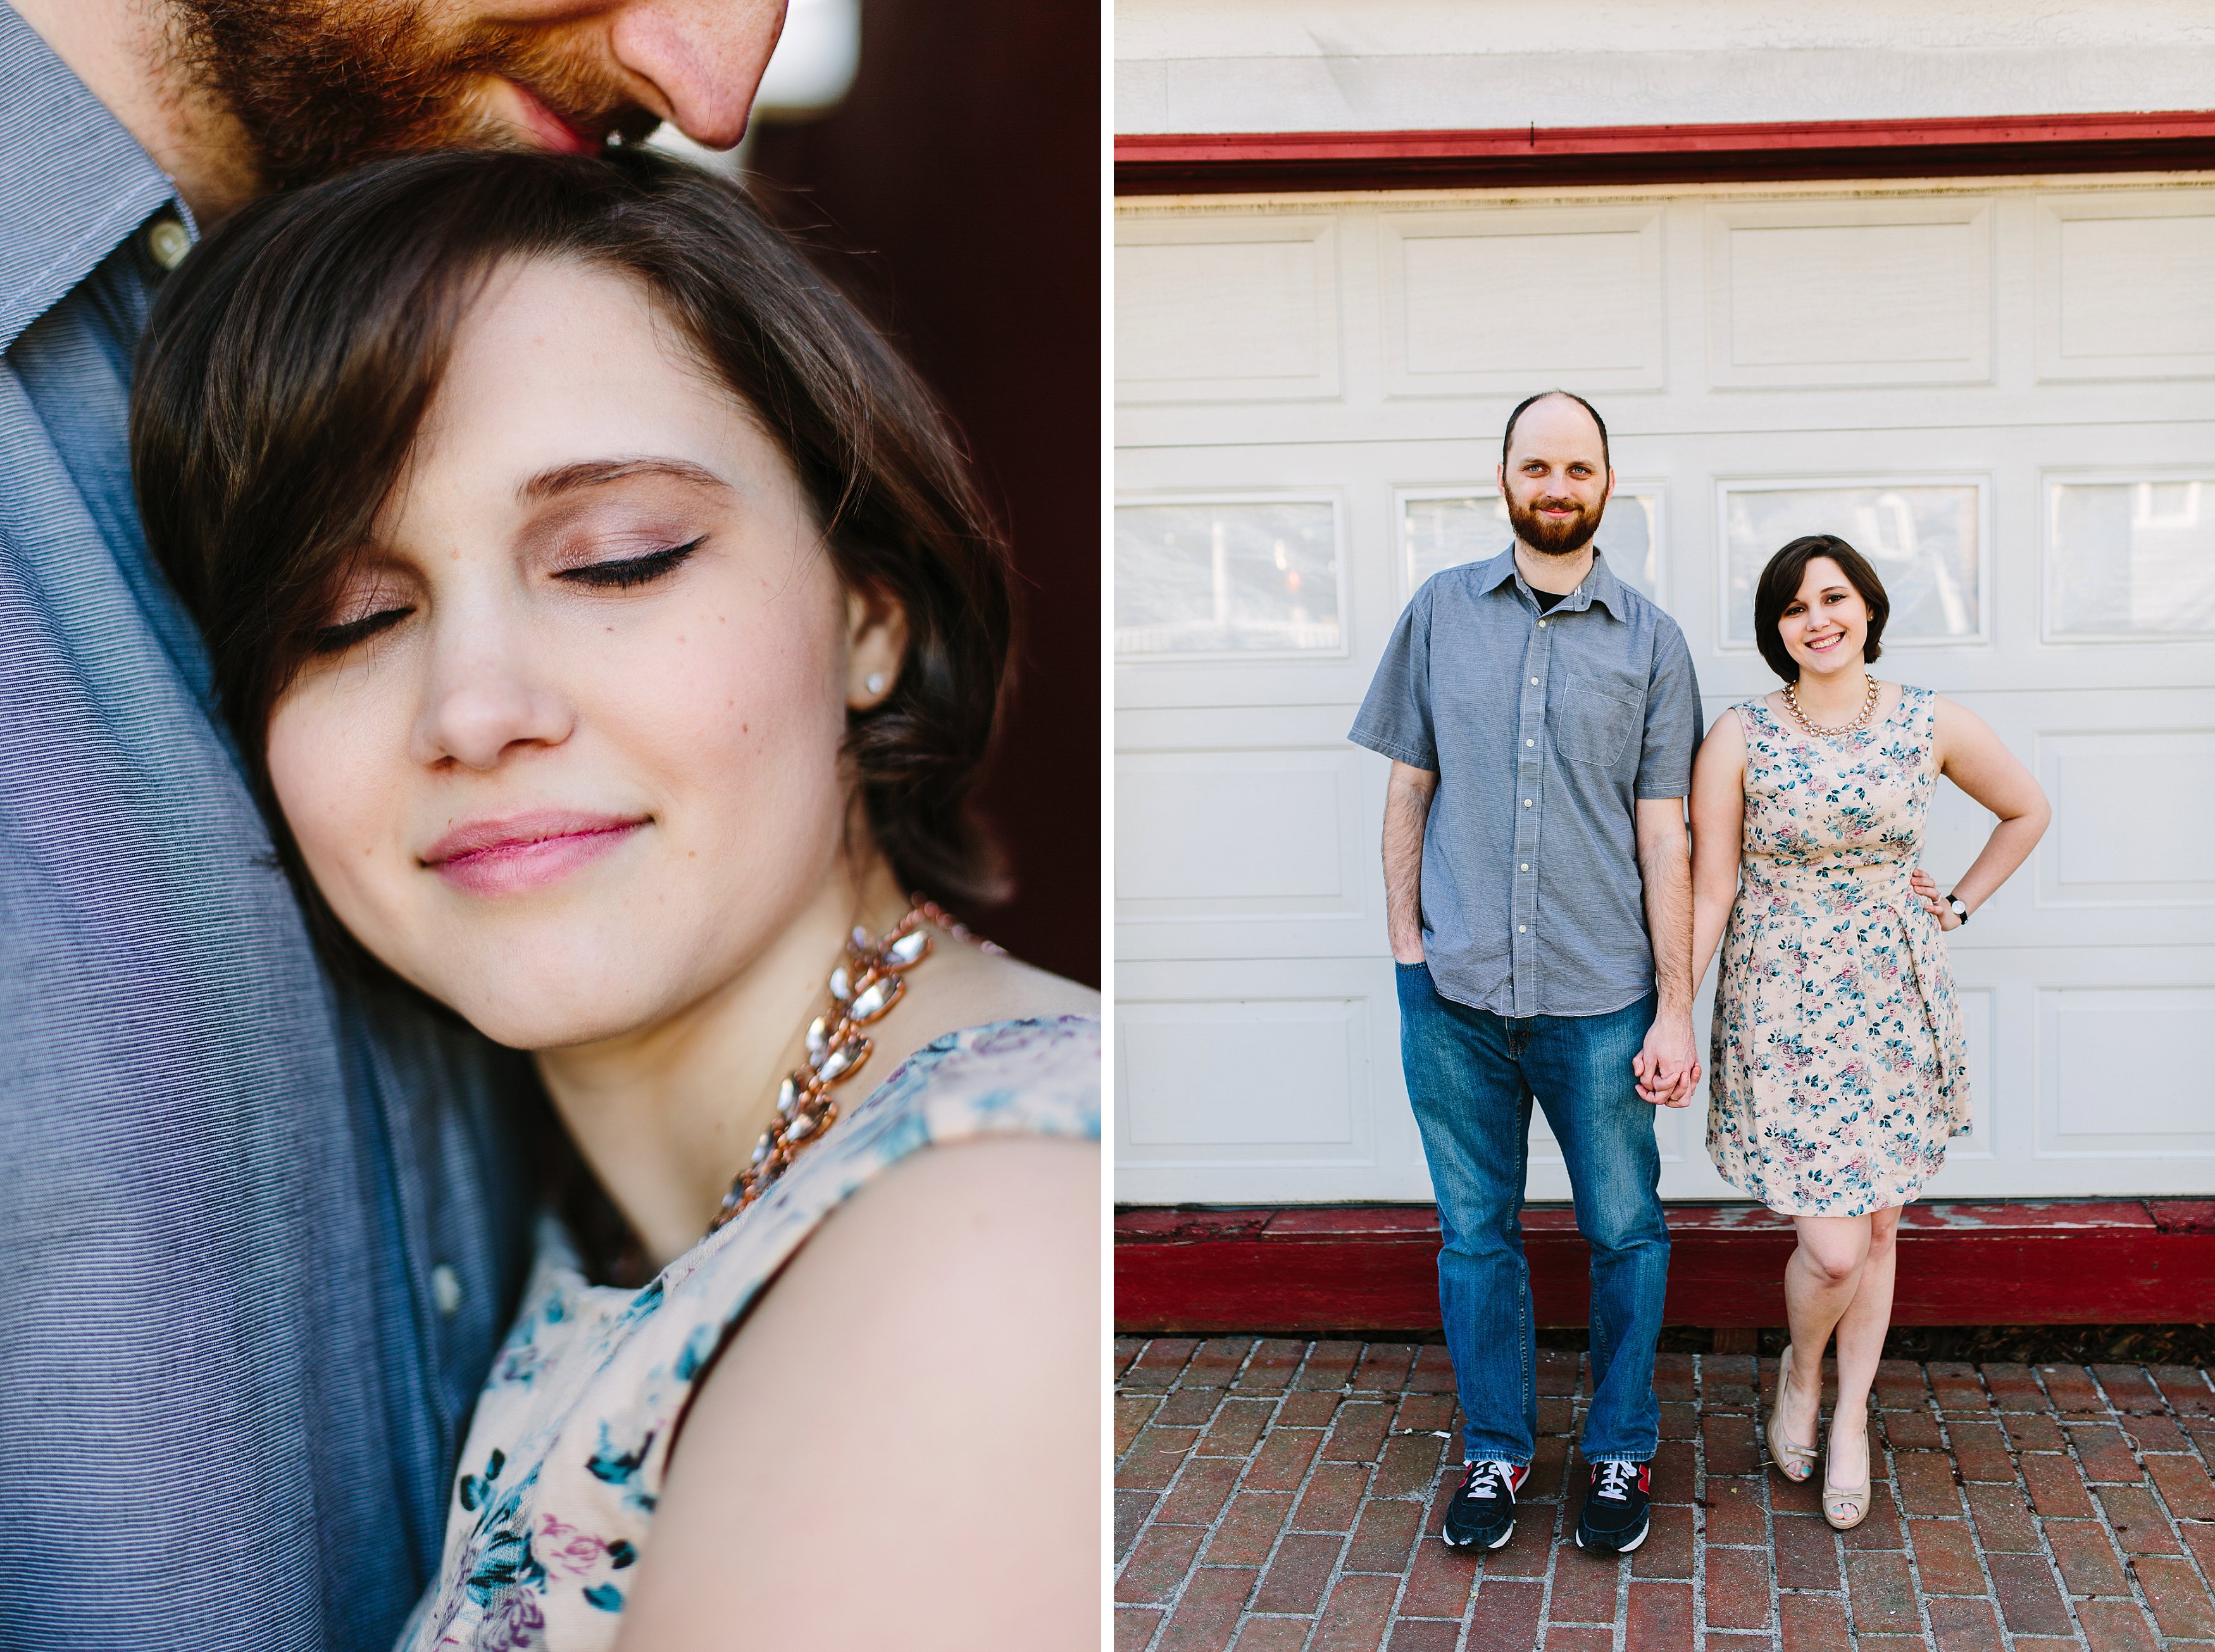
top-left (1475, 543), bottom-right (1628, 620)
top-left (0, 5), bottom-right (185, 355)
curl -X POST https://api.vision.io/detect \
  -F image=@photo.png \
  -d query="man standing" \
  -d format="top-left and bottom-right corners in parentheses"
top-left (0, 2), bottom-right (777, 1646)
top-left (1349, 390), bottom-right (1702, 1558)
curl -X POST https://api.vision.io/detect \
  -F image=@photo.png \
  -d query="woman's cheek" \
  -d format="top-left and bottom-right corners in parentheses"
top-left (268, 695), bottom-right (409, 942)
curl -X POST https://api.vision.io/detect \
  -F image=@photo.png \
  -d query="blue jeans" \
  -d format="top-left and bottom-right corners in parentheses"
top-left (1395, 961), bottom-right (1670, 1467)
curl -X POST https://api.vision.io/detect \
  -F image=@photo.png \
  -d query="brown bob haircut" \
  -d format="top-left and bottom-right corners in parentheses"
top-left (132, 148), bottom-right (1013, 957)
top-left (1752, 534), bottom-right (1890, 682)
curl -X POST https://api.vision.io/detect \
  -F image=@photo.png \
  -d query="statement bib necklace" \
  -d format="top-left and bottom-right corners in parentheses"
top-left (1783, 672), bottom-right (1880, 737)
top-left (708, 899), bottom-right (994, 1234)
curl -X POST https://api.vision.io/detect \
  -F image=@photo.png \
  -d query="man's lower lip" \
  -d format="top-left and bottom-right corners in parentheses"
top-left (432, 822), bottom-right (642, 894)
top-left (505, 79), bottom-right (597, 154)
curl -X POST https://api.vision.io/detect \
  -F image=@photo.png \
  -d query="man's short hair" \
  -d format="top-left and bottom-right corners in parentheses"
top-left (1501, 389), bottom-right (1611, 473)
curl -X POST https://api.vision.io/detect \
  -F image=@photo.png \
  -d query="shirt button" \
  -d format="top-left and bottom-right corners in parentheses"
top-left (1521, 863), bottom-right (1529, 871)
top-left (430, 1263), bottom-right (463, 1318)
top-left (1526, 739), bottom-right (1534, 746)
top-left (1538, 620), bottom-right (1547, 629)
top-left (1519, 925), bottom-right (1527, 933)
top-left (1530, 677), bottom-right (1539, 685)
top-left (1523, 799), bottom-right (1532, 808)
top-left (143, 211), bottom-right (191, 272)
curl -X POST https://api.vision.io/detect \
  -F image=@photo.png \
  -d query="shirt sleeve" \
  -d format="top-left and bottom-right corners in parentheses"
top-left (1635, 620), bottom-right (1704, 799)
top-left (1348, 584), bottom-right (1438, 771)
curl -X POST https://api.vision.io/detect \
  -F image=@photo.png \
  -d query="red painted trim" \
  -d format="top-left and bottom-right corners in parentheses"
top-left (1115, 111), bottom-right (2215, 195)
top-left (1114, 1201), bottom-right (2215, 1333)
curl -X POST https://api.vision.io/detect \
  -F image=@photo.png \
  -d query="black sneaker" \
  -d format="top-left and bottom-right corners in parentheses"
top-left (1574, 1459), bottom-right (1652, 1553)
top-left (1442, 1459), bottom-right (1528, 1550)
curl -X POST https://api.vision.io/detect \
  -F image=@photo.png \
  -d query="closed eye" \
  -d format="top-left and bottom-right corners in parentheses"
top-left (556, 537), bottom-right (704, 590)
top-left (308, 606), bottom-right (411, 654)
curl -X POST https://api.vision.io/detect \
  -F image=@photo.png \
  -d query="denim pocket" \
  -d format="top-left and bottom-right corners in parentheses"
top-left (1557, 677), bottom-right (1640, 766)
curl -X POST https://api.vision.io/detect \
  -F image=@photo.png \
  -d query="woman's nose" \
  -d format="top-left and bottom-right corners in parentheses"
top-left (411, 651), bottom-right (577, 771)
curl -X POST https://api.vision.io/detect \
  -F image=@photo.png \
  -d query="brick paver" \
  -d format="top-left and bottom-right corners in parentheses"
top-left (1116, 1341), bottom-right (2215, 1650)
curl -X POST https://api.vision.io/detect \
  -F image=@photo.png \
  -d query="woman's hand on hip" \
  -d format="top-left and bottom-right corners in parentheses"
top-left (1909, 867), bottom-right (1961, 930)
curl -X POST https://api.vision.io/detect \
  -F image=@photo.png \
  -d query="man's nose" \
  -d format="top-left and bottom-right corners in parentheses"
top-left (613, 0), bottom-right (787, 150)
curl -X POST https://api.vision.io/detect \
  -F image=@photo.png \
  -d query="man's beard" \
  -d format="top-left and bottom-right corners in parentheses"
top-left (172, 0), bottom-right (661, 194)
top-left (1506, 493), bottom-right (1603, 558)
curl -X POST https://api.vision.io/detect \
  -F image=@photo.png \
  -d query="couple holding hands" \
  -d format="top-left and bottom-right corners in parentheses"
top-left (1352, 390), bottom-right (2049, 1560)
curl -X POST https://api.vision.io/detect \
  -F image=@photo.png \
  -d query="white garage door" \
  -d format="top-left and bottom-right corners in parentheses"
top-left (1114, 174), bottom-right (2215, 1206)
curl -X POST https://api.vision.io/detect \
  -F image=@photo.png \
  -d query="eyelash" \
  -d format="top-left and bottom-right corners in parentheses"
top-left (303, 538), bottom-right (704, 655)
top-left (307, 606), bottom-right (409, 655)
top-left (556, 536), bottom-right (705, 590)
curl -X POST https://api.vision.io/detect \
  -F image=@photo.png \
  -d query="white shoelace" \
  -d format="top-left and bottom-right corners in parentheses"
top-left (1463, 1460), bottom-right (1515, 1502)
top-left (1594, 1460), bottom-right (1637, 1501)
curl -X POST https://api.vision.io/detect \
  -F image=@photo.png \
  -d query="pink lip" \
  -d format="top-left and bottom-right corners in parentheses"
top-left (504, 79), bottom-right (601, 154)
top-left (421, 810), bottom-right (647, 896)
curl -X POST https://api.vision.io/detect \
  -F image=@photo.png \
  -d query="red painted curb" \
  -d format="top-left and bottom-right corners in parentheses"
top-left (1115, 111), bottom-right (2215, 194)
top-left (1114, 1201), bottom-right (2215, 1332)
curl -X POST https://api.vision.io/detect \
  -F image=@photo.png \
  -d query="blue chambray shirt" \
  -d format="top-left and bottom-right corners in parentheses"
top-left (0, 11), bottom-right (534, 1648)
top-left (1351, 546), bottom-right (1704, 1020)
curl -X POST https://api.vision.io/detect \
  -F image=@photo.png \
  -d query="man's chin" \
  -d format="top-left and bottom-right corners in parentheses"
top-left (1522, 527), bottom-right (1599, 558)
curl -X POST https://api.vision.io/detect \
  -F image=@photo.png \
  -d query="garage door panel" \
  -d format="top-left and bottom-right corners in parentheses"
top-left (1115, 958), bottom-right (1429, 1205)
top-left (2041, 987), bottom-right (2215, 1159)
top-left (1707, 197), bottom-right (1994, 388)
top-left (1382, 206), bottom-right (1666, 396)
top-left (2037, 191), bottom-right (2215, 381)
top-left (1115, 215), bottom-right (1341, 403)
top-left (2039, 729), bottom-right (2215, 908)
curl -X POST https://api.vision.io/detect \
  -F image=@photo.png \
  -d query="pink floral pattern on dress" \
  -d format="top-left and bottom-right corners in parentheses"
top-left (397, 1015), bottom-right (1100, 1651)
top-left (1706, 687), bottom-right (1968, 1217)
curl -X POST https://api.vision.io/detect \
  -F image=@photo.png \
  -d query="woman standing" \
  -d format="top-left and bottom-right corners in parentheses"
top-left (1688, 535), bottom-right (2047, 1530)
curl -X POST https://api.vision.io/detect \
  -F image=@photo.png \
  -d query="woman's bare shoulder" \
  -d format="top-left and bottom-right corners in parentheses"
top-left (615, 1134), bottom-right (1099, 1649)
top-left (927, 940), bottom-right (1099, 1029)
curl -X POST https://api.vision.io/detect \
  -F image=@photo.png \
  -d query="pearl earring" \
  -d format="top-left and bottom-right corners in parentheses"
top-left (866, 673), bottom-right (886, 695)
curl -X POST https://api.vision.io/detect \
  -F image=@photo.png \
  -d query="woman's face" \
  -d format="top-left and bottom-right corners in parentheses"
top-left (1776, 555), bottom-right (1871, 680)
top-left (266, 257), bottom-right (897, 1049)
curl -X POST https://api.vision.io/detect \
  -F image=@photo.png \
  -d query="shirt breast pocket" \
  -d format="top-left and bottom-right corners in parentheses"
top-left (1557, 676), bottom-right (1640, 767)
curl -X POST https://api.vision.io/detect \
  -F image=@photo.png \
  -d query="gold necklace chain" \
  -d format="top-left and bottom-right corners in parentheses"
top-left (707, 898), bottom-right (999, 1234)
top-left (1784, 673), bottom-right (1881, 737)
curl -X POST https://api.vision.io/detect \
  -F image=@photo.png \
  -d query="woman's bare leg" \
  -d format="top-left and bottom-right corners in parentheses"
top-left (1780, 1214), bottom-right (1874, 1444)
top-left (1825, 1206), bottom-right (1900, 1484)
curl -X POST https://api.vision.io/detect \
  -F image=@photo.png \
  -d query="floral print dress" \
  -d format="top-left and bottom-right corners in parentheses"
top-left (397, 1015), bottom-right (1101, 1652)
top-left (1706, 687), bottom-right (1968, 1217)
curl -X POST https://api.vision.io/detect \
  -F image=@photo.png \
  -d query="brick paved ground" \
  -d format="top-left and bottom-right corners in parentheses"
top-left (1114, 1336), bottom-right (2215, 1651)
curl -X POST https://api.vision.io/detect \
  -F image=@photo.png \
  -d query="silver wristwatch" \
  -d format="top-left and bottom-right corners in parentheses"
top-left (1945, 894), bottom-right (1969, 925)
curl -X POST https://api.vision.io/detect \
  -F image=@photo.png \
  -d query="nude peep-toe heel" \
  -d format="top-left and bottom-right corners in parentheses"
top-left (1823, 1429), bottom-right (1872, 1530)
top-left (1764, 1346), bottom-right (1818, 1484)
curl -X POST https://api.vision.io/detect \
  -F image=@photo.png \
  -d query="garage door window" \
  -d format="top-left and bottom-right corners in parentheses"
top-left (1723, 481), bottom-right (1981, 646)
top-left (1115, 500), bottom-right (1340, 656)
top-left (2047, 479), bottom-right (2215, 638)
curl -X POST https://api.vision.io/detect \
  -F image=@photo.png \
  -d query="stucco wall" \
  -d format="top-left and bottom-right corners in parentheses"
top-left (1114, 1), bottom-right (2215, 135)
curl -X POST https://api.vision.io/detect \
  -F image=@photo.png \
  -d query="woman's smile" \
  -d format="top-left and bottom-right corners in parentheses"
top-left (421, 808), bottom-right (650, 896)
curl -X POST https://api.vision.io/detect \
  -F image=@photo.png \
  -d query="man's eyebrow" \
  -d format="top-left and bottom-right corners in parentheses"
top-left (517, 457), bottom-right (735, 503)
